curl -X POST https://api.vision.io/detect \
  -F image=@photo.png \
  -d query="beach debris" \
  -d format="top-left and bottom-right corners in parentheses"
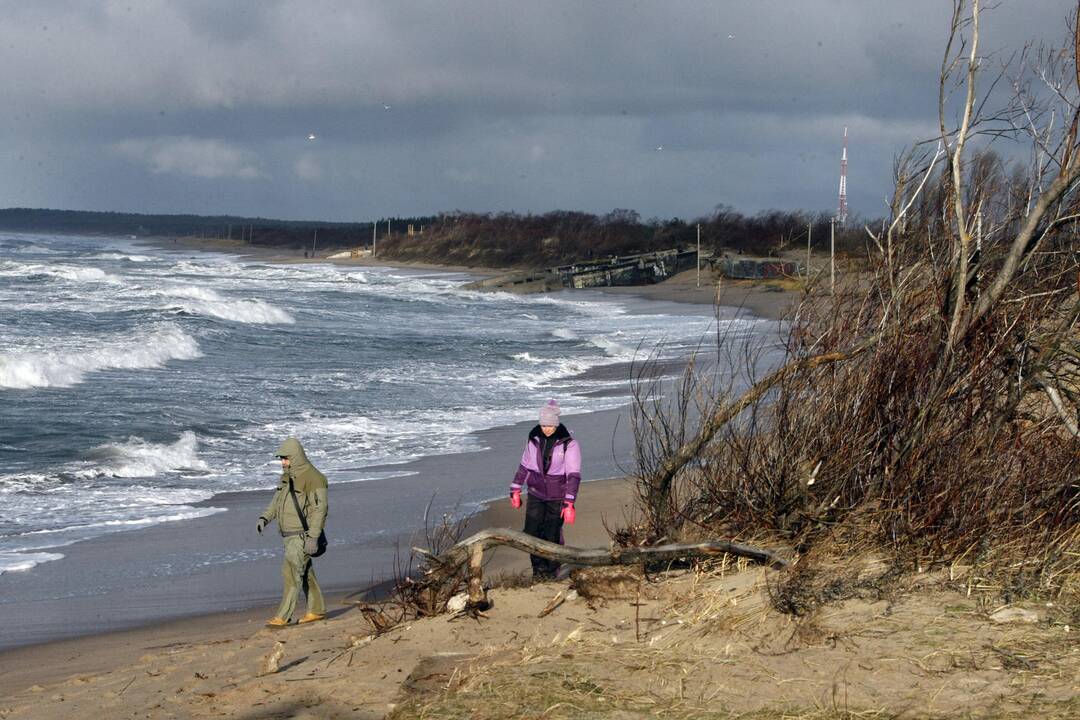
top-left (259, 641), bottom-right (286, 676)
top-left (551, 626), bottom-right (583, 646)
top-left (538, 589), bottom-right (578, 618)
top-left (989, 607), bottom-right (1040, 625)
top-left (326, 634), bottom-right (373, 668)
top-left (537, 587), bottom-right (565, 617)
top-left (571, 565), bottom-right (644, 601)
top-left (446, 592), bottom-right (469, 613)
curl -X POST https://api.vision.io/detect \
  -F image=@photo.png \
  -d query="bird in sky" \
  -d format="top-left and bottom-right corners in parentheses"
top-left (307, 133), bottom-right (317, 141)
top-left (382, 104), bottom-right (392, 111)
top-left (655, 145), bottom-right (664, 151)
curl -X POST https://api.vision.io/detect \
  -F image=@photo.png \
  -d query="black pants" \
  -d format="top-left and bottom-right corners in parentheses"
top-left (523, 496), bottom-right (565, 579)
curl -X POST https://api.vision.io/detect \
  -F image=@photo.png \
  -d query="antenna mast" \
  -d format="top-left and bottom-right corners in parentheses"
top-left (837, 126), bottom-right (849, 226)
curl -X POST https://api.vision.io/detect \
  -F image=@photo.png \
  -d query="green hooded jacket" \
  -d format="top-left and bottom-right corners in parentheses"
top-left (261, 437), bottom-right (328, 537)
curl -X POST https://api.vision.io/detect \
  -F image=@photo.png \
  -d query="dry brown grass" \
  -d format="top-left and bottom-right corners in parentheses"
top-left (386, 564), bottom-right (1080, 720)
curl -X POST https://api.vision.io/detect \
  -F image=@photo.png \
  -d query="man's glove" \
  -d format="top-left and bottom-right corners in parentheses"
top-left (256, 517), bottom-right (268, 534)
top-left (304, 534), bottom-right (319, 555)
top-left (560, 502), bottom-right (576, 525)
top-left (510, 490), bottom-right (522, 509)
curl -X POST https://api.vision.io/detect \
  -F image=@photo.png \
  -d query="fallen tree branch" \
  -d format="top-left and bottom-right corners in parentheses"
top-left (414, 527), bottom-right (787, 570)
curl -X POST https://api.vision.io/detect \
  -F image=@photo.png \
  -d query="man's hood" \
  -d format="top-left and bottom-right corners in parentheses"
top-left (276, 437), bottom-right (310, 465)
top-left (276, 437), bottom-right (327, 491)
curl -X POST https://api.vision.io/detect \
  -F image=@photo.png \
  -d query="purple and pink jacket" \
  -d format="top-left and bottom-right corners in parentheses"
top-left (510, 424), bottom-right (582, 503)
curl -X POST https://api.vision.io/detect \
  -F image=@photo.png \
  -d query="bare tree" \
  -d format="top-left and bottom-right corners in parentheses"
top-left (628, 1), bottom-right (1080, 600)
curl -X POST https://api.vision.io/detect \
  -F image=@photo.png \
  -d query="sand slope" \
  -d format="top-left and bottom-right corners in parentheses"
top-left (3, 560), bottom-right (1077, 719)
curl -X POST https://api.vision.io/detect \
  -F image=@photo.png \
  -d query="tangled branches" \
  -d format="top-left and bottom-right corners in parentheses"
top-left (631, 1), bottom-right (1080, 603)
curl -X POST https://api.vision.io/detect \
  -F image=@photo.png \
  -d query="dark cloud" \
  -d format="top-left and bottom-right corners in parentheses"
top-left (0, 0), bottom-right (1074, 221)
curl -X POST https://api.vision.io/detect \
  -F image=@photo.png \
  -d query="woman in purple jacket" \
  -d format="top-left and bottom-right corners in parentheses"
top-left (509, 399), bottom-right (582, 579)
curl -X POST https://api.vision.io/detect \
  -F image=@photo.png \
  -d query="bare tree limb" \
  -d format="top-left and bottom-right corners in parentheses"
top-left (415, 528), bottom-right (788, 570)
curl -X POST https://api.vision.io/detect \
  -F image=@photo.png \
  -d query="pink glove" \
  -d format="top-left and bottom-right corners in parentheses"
top-left (510, 490), bottom-right (522, 509)
top-left (561, 502), bottom-right (576, 525)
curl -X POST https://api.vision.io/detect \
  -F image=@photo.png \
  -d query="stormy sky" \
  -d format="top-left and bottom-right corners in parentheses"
top-left (1, 1), bottom-right (1075, 222)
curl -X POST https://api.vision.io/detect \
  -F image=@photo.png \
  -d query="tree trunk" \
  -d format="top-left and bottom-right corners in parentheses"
top-left (416, 528), bottom-right (788, 571)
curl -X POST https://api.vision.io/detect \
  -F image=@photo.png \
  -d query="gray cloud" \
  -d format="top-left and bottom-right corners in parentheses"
top-left (0, 0), bottom-right (1075, 221)
top-left (112, 136), bottom-right (264, 179)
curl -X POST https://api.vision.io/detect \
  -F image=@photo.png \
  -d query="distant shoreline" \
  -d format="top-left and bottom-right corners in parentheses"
top-left (143, 234), bottom-right (798, 321)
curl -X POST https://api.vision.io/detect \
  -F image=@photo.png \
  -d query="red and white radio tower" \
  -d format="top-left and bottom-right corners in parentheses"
top-left (836, 126), bottom-right (849, 225)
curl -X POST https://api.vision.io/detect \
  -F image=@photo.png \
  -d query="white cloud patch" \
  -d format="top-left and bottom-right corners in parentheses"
top-left (293, 153), bottom-right (323, 181)
top-left (112, 136), bottom-right (263, 179)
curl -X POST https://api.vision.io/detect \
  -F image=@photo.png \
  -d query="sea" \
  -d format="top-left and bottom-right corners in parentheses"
top-left (0, 231), bottom-right (778, 587)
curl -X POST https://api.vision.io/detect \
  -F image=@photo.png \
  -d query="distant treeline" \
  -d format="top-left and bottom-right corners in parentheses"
top-left (378, 207), bottom-right (871, 268)
top-left (0, 206), bottom-right (871, 267)
top-left (0, 207), bottom-right (423, 250)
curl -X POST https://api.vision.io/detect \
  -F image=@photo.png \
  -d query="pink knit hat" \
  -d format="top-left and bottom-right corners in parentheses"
top-left (539, 398), bottom-right (561, 426)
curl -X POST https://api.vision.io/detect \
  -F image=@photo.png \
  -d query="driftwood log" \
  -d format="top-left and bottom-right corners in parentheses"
top-left (415, 528), bottom-right (787, 609)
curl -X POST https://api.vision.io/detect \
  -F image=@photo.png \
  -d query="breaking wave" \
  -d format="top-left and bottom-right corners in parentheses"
top-left (80, 431), bottom-right (209, 478)
top-left (0, 552), bottom-right (65, 575)
top-left (158, 286), bottom-right (295, 324)
top-left (0, 325), bottom-right (202, 390)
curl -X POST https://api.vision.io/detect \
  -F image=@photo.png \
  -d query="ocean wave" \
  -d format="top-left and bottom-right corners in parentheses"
top-left (0, 325), bottom-right (202, 390)
top-left (0, 261), bottom-right (123, 285)
top-left (79, 431), bottom-right (209, 479)
top-left (0, 552), bottom-right (65, 575)
top-left (5, 243), bottom-right (60, 255)
top-left (90, 252), bottom-right (156, 262)
top-left (6, 507), bottom-right (224, 544)
top-left (586, 334), bottom-right (636, 359)
top-left (493, 357), bottom-right (595, 389)
top-left (157, 286), bottom-right (295, 324)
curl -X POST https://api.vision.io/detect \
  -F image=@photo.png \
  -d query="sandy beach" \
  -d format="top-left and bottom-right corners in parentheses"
top-left (0, 474), bottom-right (638, 698)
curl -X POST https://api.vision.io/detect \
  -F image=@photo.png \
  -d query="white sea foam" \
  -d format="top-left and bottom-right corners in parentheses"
top-left (80, 431), bottom-right (209, 478)
top-left (15, 262), bottom-right (123, 285)
top-left (0, 552), bottom-right (65, 575)
top-left (0, 325), bottom-right (202, 390)
top-left (494, 357), bottom-right (595, 389)
top-left (586, 334), bottom-right (636, 359)
top-left (157, 286), bottom-right (294, 324)
top-left (551, 328), bottom-right (578, 340)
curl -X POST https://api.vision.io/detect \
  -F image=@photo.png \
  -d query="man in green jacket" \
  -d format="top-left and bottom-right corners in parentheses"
top-left (257, 437), bottom-right (328, 627)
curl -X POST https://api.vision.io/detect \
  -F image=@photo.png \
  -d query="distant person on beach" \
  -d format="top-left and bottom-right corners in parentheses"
top-left (509, 399), bottom-right (582, 579)
top-left (257, 437), bottom-right (328, 627)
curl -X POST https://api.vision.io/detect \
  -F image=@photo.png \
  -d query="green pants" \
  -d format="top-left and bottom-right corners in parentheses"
top-left (275, 534), bottom-right (325, 620)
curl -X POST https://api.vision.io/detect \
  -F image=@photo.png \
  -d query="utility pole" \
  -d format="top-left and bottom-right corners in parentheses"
top-left (806, 221), bottom-right (812, 278)
top-left (830, 219), bottom-right (836, 295)
top-left (837, 126), bottom-right (849, 227)
top-left (312, 229), bottom-right (318, 257)
top-left (372, 221), bottom-right (377, 256)
top-left (696, 223), bottom-right (701, 288)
